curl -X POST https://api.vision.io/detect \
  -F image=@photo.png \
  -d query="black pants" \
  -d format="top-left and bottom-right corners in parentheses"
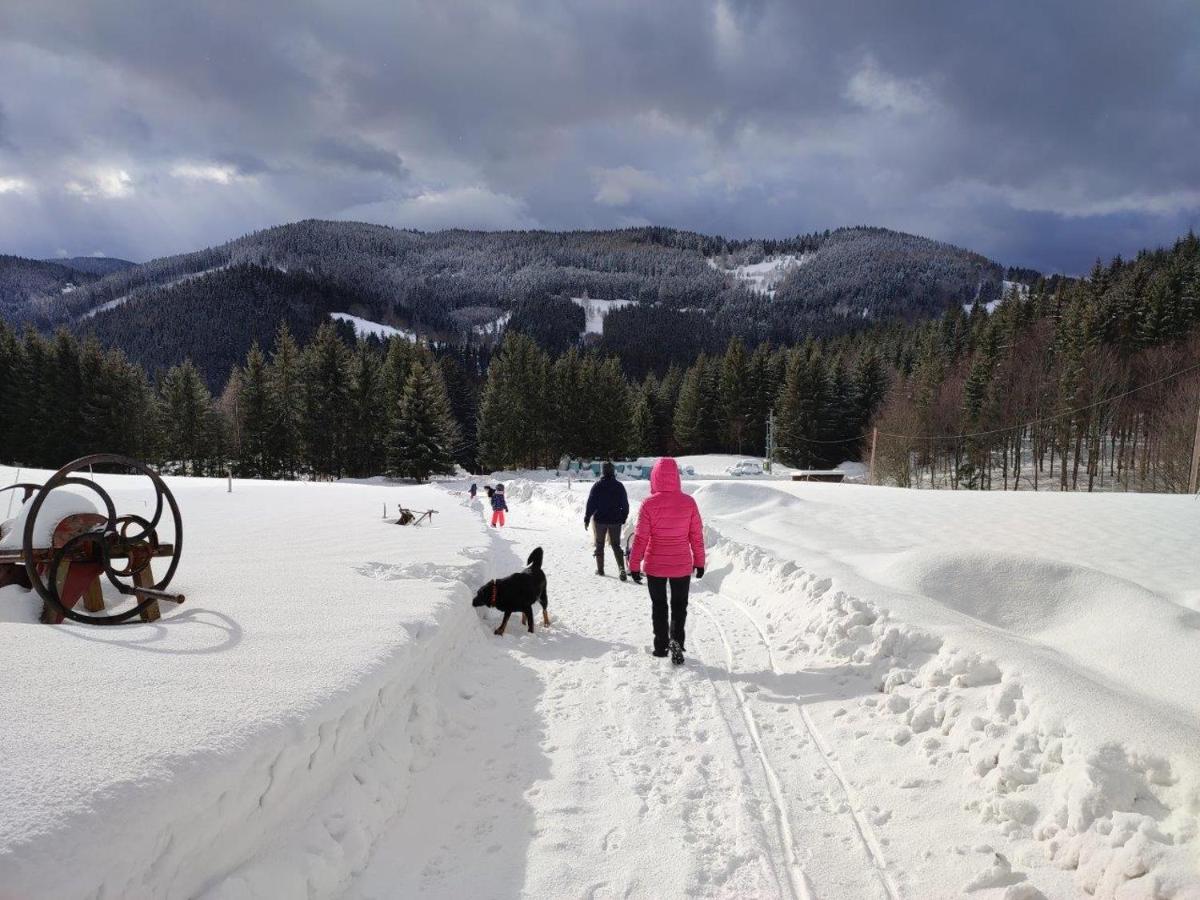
top-left (592, 522), bottom-right (624, 572)
top-left (647, 575), bottom-right (690, 653)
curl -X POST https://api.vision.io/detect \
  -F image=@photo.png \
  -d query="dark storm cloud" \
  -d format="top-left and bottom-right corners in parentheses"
top-left (311, 137), bottom-right (409, 179)
top-left (0, 0), bottom-right (1196, 270)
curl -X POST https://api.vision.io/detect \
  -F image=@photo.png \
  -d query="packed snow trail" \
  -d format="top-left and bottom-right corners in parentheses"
top-left (346, 493), bottom-right (902, 899)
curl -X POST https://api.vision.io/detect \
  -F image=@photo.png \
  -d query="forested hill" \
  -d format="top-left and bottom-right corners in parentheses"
top-left (44, 256), bottom-right (137, 276)
top-left (0, 256), bottom-right (98, 309)
top-left (1, 220), bottom-right (1014, 384)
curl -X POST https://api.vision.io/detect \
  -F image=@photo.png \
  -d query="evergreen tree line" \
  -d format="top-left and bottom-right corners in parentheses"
top-left (0, 320), bottom-right (464, 483)
top-left (474, 332), bottom-right (887, 472)
top-left (871, 234), bottom-right (1200, 491)
top-left (2, 233), bottom-right (1197, 491)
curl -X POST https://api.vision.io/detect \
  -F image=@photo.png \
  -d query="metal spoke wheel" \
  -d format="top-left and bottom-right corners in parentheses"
top-left (21, 454), bottom-right (184, 625)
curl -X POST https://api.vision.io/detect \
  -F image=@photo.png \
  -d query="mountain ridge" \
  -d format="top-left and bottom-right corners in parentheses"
top-left (1, 219), bottom-right (1025, 385)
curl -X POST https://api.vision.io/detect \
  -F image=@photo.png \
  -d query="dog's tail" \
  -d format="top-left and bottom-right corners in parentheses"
top-left (526, 546), bottom-right (544, 570)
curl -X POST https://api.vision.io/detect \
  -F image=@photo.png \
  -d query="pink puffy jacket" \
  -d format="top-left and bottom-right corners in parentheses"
top-left (628, 457), bottom-right (705, 578)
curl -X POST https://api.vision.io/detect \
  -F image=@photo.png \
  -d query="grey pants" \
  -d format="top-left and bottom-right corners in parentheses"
top-left (592, 522), bottom-right (625, 572)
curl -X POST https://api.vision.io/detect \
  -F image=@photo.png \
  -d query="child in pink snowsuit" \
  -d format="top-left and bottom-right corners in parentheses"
top-left (490, 483), bottom-right (508, 527)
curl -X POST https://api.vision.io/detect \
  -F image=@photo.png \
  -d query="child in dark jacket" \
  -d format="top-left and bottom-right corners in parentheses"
top-left (490, 483), bottom-right (508, 527)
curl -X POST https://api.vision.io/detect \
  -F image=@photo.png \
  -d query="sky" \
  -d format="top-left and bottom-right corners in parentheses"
top-left (0, 0), bottom-right (1197, 273)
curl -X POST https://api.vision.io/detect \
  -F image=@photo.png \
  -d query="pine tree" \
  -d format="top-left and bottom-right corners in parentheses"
top-left (389, 360), bottom-right (460, 481)
top-left (549, 348), bottom-right (585, 457)
top-left (476, 333), bottom-right (550, 470)
top-left (719, 337), bottom-right (749, 453)
top-left (47, 329), bottom-right (84, 466)
top-left (591, 357), bottom-right (632, 459)
top-left (630, 375), bottom-right (660, 456)
top-left (437, 354), bottom-right (478, 471)
top-left (774, 347), bottom-right (827, 468)
top-left (159, 360), bottom-right (219, 476)
top-left (672, 359), bottom-right (706, 454)
top-left (346, 343), bottom-right (387, 478)
top-left (852, 350), bottom-right (888, 432)
top-left (301, 322), bottom-right (352, 478)
top-left (267, 323), bottom-right (305, 478)
top-left (237, 342), bottom-right (276, 477)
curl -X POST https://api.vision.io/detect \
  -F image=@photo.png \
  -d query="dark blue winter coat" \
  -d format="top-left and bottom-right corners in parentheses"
top-left (585, 474), bottom-right (629, 525)
top-left (491, 489), bottom-right (508, 512)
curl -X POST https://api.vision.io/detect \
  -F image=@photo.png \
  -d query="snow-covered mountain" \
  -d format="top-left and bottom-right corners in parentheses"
top-left (0, 220), bottom-right (1021, 386)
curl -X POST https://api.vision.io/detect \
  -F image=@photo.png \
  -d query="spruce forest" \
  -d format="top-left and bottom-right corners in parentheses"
top-left (0, 232), bottom-right (1197, 490)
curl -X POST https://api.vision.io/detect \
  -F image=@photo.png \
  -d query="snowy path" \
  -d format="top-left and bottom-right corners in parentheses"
top-left (346, 497), bottom-right (902, 899)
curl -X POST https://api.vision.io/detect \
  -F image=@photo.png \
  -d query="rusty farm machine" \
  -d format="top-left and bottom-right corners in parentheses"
top-left (0, 455), bottom-right (185, 625)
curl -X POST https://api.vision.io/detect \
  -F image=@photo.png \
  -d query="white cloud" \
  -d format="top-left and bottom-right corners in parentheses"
top-left (65, 167), bottom-right (133, 199)
top-left (845, 60), bottom-right (931, 115)
top-left (591, 165), bottom-right (668, 207)
top-left (335, 186), bottom-right (538, 231)
top-left (713, 0), bottom-right (742, 63)
top-left (944, 177), bottom-right (1200, 219)
top-left (170, 162), bottom-right (245, 184)
top-left (0, 176), bottom-right (30, 194)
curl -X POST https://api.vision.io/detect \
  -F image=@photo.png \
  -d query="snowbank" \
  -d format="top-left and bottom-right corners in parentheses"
top-left (0, 466), bottom-right (498, 898)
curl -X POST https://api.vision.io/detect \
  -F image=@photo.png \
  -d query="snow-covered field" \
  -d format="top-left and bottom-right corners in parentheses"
top-left (330, 312), bottom-right (417, 341)
top-left (570, 296), bottom-right (636, 335)
top-left (709, 254), bottom-right (810, 297)
top-left (1, 461), bottom-right (1197, 898)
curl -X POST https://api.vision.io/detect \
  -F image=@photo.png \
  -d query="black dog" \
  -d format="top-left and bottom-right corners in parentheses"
top-left (472, 547), bottom-right (549, 635)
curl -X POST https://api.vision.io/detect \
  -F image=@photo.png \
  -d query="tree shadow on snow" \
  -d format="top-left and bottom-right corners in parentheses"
top-left (689, 662), bottom-right (865, 708)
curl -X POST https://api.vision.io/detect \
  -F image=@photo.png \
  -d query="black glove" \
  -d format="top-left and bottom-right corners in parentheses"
top-left (695, 566), bottom-right (704, 579)
top-left (583, 519), bottom-right (590, 531)
top-left (630, 571), bottom-right (643, 584)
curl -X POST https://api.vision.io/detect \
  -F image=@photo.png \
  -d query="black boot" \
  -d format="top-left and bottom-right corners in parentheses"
top-left (669, 640), bottom-right (684, 665)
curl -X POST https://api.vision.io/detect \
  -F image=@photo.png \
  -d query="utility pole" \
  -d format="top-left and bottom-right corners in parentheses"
top-left (1189, 390), bottom-right (1200, 495)
top-left (868, 427), bottom-right (878, 486)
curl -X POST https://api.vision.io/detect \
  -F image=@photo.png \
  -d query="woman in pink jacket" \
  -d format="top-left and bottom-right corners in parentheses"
top-left (628, 457), bottom-right (705, 664)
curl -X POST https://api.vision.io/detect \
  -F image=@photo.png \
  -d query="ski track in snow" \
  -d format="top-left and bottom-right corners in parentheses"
top-left (345, 492), bottom-right (906, 899)
top-left (698, 594), bottom-right (899, 900)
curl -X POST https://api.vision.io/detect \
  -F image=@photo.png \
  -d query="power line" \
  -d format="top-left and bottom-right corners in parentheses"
top-left (787, 359), bottom-right (1200, 446)
top-left (880, 359), bottom-right (1200, 443)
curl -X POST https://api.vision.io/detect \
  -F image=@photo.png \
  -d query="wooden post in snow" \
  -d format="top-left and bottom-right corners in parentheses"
top-left (227, 471), bottom-right (232, 493)
top-left (1189, 391), bottom-right (1200, 496)
top-left (868, 427), bottom-right (878, 486)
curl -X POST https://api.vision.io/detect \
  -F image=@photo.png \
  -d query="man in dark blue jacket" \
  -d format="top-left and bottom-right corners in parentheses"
top-left (584, 461), bottom-right (630, 579)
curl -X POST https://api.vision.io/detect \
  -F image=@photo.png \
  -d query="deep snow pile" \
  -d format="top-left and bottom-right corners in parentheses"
top-left (0, 466), bottom-right (492, 898)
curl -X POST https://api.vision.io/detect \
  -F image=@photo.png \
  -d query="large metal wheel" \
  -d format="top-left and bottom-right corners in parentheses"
top-left (22, 454), bottom-right (183, 625)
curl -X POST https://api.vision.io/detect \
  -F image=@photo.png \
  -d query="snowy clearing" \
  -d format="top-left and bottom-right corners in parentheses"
top-left (330, 312), bottom-right (417, 342)
top-left (1, 462), bottom-right (1197, 898)
top-left (709, 254), bottom-right (811, 297)
top-left (570, 296), bottom-right (636, 335)
top-left (78, 264), bottom-right (230, 320)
